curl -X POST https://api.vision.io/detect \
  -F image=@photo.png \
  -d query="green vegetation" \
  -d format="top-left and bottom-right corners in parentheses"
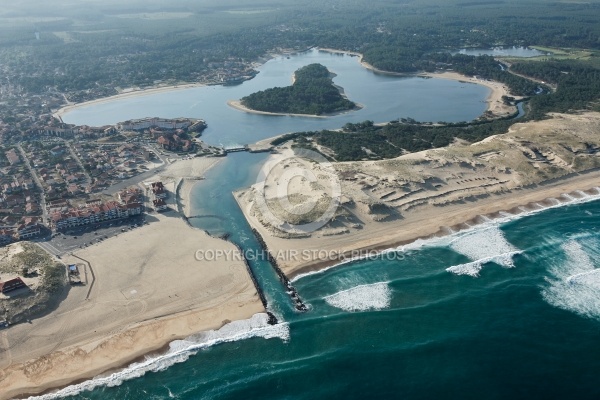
top-left (0, 243), bottom-right (67, 323)
top-left (240, 64), bottom-right (356, 115)
top-left (278, 56), bottom-right (600, 162)
top-left (276, 118), bottom-right (516, 161)
top-left (512, 60), bottom-right (600, 118)
top-left (3, 0), bottom-right (600, 98)
top-left (1, 0), bottom-right (600, 161)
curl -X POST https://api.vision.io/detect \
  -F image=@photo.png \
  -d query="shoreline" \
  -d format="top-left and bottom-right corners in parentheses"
top-left (53, 47), bottom-right (516, 124)
top-left (0, 157), bottom-right (255, 400)
top-left (7, 308), bottom-right (266, 400)
top-left (235, 112), bottom-right (600, 281)
top-left (53, 82), bottom-right (207, 120)
top-left (289, 176), bottom-right (600, 281)
top-left (227, 100), bottom-right (363, 118)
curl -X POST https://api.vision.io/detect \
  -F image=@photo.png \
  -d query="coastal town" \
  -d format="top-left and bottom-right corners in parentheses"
top-left (0, 115), bottom-right (213, 248)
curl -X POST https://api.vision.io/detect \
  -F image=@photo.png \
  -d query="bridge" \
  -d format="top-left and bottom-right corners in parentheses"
top-left (223, 145), bottom-right (249, 153)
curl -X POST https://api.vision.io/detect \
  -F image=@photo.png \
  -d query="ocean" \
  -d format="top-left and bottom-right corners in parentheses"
top-left (49, 48), bottom-right (600, 400)
top-left (29, 188), bottom-right (600, 399)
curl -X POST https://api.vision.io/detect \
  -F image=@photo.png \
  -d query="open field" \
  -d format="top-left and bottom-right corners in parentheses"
top-left (237, 112), bottom-right (600, 278)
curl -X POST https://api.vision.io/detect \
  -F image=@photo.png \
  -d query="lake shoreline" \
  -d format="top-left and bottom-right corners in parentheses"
top-left (57, 47), bottom-right (510, 123)
top-left (227, 99), bottom-right (364, 118)
top-left (53, 82), bottom-right (208, 121)
top-left (317, 47), bottom-right (518, 119)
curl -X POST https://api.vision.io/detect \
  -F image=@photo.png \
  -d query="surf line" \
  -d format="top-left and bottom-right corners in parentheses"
top-left (251, 228), bottom-right (309, 312)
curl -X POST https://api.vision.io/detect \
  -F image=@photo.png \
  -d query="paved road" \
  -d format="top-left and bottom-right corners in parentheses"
top-left (64, 140), bottom-right (92, 187)
top-left (16, 144), bottom-right (48, 225)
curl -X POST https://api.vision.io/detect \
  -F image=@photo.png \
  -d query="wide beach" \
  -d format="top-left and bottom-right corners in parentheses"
top-left (0, 157), bottom-right (264, 400)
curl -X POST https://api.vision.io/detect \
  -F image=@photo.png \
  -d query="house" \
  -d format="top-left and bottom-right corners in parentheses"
top-left (16, 218), bottom-right (42, 239)
top-left (0, 277), bottom-right (27, 294)
top-left (153, 198), bottom-right (168, 211)
top-left (50, 146), bottom-right (66, 156)
top-left (151, 182), bottom-right (166, 198)
top-left (5, 149), bottom-right (20, 165)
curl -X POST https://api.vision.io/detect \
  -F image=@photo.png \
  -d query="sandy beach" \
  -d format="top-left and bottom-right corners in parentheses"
top-left (155, 157), bottom-right (223, 217)
top-left (0, 156), bottom-right (260, 400)
top-left (236, 112), bottom-right (600, 279)
top-left (419, 71), bottom-right (519, 118)
top-left (227, 99), bottom-right (365, 119)
top-left (0, 212), bottom-right (264, 399)
top-left (227, 100), bottom-right (327, 118)
top-left (53, 82), bottom-right (207, 120)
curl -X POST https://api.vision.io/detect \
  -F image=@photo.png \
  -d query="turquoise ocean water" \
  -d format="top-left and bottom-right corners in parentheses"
top-left (31, 160), bottom-right (600, 399)
top-left (49, 48), bottom-right (600, 400)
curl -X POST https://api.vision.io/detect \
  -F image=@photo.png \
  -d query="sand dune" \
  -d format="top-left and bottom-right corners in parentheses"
top-left (237, 112), bottom-right (600, 279)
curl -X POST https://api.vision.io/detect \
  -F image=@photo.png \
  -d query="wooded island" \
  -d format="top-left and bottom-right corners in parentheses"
top-left (240, 63), bottom-right (357, 115)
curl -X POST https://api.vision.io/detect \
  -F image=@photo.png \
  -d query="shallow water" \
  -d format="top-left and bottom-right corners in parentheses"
top-left (454, 46), bottom-right (549, 58)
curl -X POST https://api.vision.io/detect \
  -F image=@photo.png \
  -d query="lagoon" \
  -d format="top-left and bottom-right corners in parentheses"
top-left (61, 49), bottom-right (489, 148)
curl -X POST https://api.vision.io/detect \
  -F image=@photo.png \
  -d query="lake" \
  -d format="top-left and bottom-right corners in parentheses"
top-left (61, 48), bottom-right (489, 148)
top-left (453, 46), bottom-right (548, 58)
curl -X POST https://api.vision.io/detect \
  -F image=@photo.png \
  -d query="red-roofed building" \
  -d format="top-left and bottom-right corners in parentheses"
top-left (153, 198), bottom-right (168, 211)
top-left (0, 277), bottom-right (26, 294)
top-left (151, 182), bottom-right (166, 199)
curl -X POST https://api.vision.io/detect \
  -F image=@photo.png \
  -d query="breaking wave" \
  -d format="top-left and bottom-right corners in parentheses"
top-left (27, 313), bottom-right (289, 400)
top-left (446, 226), bottom-right (521, 277)
top-left (324, 282), bottom-right (391, 312)
top-left (295, 189), bottom-right (600, 283)
top-left (446, 252), bottom-right (520, 277)
top-left (542, 239), bottom-right (600, 320)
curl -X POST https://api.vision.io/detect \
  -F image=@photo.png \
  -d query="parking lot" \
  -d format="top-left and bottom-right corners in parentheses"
top-left (35, 215), bottom-right (151, 256)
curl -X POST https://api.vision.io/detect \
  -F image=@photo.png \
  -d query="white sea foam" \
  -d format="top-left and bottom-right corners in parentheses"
top-left (26, 313), bottom-right (289, 400)
top-left (445, 226), bottom-right (521, 277)
top-left (542, 239), bottom-right (600, 320)
top-left (294, 191), bottom-right (600, 282)
top-left (567, 269), bottom-right (600, 289)
top-left (324, 282), bottom-right (391, 312)
top-left (449, 226), bottom-right (518, 264)
top-left (446, 251), bottom-right (520, 277)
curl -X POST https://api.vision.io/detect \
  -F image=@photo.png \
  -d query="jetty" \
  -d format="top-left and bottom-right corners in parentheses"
top-left (251, 228), bottom-right (308, 312)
